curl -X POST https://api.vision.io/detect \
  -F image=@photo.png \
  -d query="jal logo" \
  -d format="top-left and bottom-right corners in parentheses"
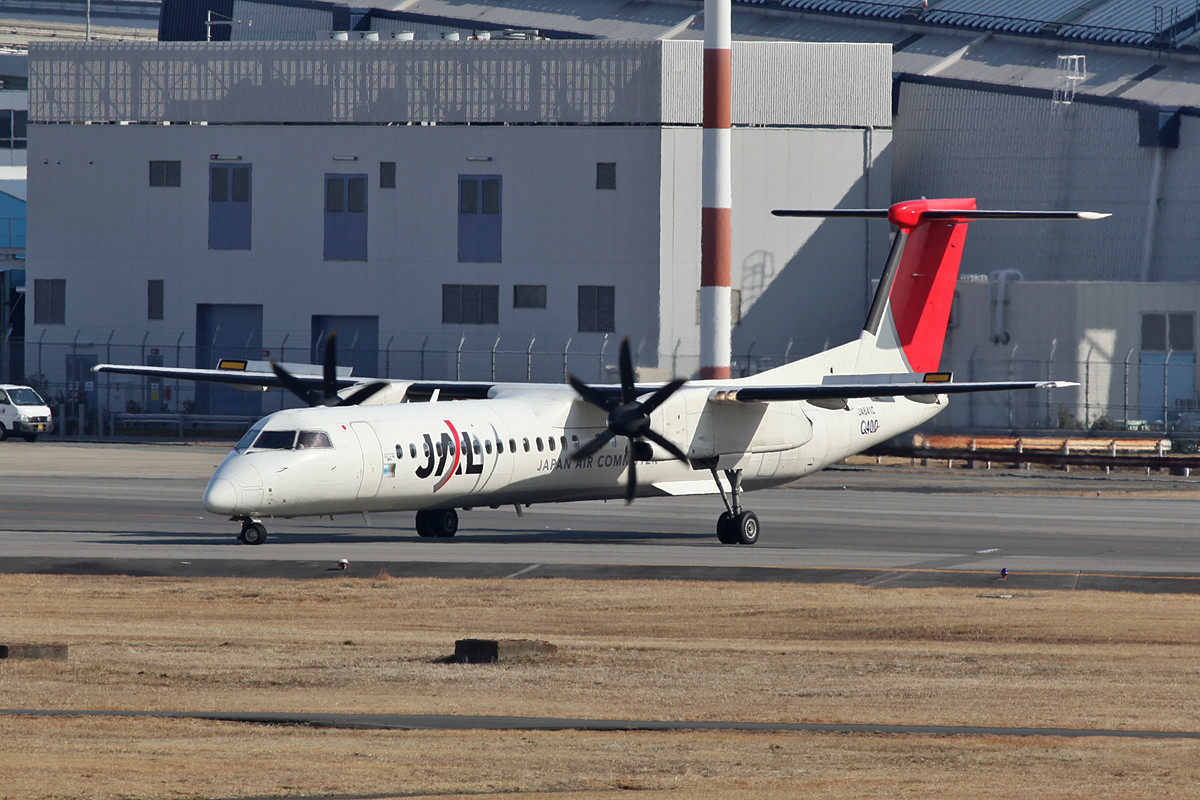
top-left (860, 419), bottom-right (880, 435)
top-left (414, 420), bottom-right (483, 492)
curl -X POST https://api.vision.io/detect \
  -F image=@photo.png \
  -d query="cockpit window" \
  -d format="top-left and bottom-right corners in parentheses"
top-left (234, 427), bottom-right (262, 452)
top-left (252, 430), bottom-right (298, 450)
top-left (296, 430), bottom-right (333, 449)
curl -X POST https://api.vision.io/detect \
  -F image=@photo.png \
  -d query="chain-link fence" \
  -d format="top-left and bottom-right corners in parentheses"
top-left (4, 329), bottom-right (1195, 439)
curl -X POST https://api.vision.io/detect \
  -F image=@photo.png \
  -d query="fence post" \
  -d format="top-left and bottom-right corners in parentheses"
top-left (419, 336), bottom-right (428, 380)
top-left (561, 336), bottom-right (571, 383)
top-left (598, 333), bottom-right (609, 382)
top-left (1045, 338), bottom-right (1056, 427)
top-left (455, 333), bottom-right (466, 381)
top-left (1123, 347), bottom-right (1133, 428)
top-left (1084, 346), bottom-right (1093, 428)
top-left (672, 339), bottom-right (681, 379)
top-left (491, 335), bottom-right (501, 381)
top-left (1007, 343), bottom-right (1018, 428)
top-left (526, 335), bottom-right (536, 382)
top-left (744, 339), bottom-right (756, 378)
top-left (1163, 348), bottom-right (1173, 433)
top-left (966, 345), bottom-right (977, 429)
top-left (784, 337), bottom-right (794, 365)
top-left (278, 333), bottom-right (290, 410)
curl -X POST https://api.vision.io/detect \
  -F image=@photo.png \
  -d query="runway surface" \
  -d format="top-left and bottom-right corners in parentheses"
top-left (3, 441), bottom-right (1200, 590)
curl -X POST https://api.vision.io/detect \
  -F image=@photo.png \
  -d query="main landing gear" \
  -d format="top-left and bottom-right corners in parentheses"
top-left (712, 468), bottom-right (758, 545)
top-left (238, 518), bottom-right (268, 545)
top-left (415, 508), bottom-right (459, 538)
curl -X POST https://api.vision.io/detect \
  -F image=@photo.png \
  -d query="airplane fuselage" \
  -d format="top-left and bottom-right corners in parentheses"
top-left (202, 386), bottom-right (943, 523)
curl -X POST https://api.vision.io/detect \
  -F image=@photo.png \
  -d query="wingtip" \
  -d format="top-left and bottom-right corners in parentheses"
top-left (1077, 212), bottom-right (1112, 221)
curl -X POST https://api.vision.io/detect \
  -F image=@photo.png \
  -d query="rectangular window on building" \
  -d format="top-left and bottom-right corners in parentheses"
top-left (149, 160), bottom-right (181, 187)
top-left (324, 173), bottom-right (367, 261)
top-left (33, 278), bottom-right (65, 325)
top-left (148, 279), bottom-right (164, 321)
top-left (209, 163), bottom-right (252, 250)
top-left (1142, 313), bottom-right (1195, 352)
top-left (443, 284), bottom-right (499, 324)
top-left (513, 284), bottom-right (546, 309)
top-left (596, 162), bottom-right (616, 190)
top-left (380, 161), bottom-right (396, 189)
top-left (0, 110), bottom-right (26, 151)
top-left (578, 285), bottom-right (615, 332)
top-left (457, 175), bottom-right (502, 262)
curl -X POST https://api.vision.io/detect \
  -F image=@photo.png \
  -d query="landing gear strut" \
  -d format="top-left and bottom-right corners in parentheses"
top-left (238, 518), bottom-right (267, 545)
top-left (712, 468), bottom-right (758, 545)
top-left (415, 508), bottom-right (458, 538)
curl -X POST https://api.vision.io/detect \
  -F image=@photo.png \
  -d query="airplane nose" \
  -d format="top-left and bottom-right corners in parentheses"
top-left (203, 478), bottom-right (239, 515)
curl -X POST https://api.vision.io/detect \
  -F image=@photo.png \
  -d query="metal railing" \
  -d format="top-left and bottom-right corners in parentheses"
top-left (6, 329), bottom-right (1200, 439)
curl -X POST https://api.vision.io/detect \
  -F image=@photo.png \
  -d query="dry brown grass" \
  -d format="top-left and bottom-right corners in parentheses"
top-left (2, 575), bottom-right (1199, 799)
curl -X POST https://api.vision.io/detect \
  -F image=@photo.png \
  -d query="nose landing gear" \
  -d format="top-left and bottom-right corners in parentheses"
top-left (238, 519), bottom-right (268, 545)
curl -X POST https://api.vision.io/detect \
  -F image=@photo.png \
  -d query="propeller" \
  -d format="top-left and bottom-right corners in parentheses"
top-left (271, 332), bottom-right (388, 407)
top-left (567, 337), bottom-right (689, 503)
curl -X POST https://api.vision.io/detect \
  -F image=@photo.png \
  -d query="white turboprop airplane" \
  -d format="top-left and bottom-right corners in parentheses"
top-left (95, 198), bottom-right (1106, 545)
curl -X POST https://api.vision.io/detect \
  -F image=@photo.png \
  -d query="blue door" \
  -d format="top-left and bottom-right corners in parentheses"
top-left (209, 164), bottom-right (252, 250)
top-left (196, 304), bottom-right (263, 415)
top-left (457, 175), bottom-right (501, 262)
top-left (324, 174), bottom-right (367, 261)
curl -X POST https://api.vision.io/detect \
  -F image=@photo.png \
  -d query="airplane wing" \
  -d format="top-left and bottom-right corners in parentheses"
top-left (92, 362), bottom-right (497, 401)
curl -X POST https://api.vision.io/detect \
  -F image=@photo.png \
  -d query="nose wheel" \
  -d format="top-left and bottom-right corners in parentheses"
top-left (712, 468), bottom-right (758, 545)
top-left (238, 519), bottom-right (267, 545)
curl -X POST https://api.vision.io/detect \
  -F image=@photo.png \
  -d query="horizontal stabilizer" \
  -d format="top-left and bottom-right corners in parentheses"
top-left (772, 209), bottom-right (1110, 222)
top-left (709, 379), bottom-right (1077, 404)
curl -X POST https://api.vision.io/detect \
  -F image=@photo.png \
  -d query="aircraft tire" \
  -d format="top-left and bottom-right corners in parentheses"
top-left (415, 510), bottom-right (436, 538)
top-left (733, 511), bottom-right (759, 545)
top-left (716, 512), bottom-right (738, 545)
top-left (240, 522), bottom-right (267, 545)
top-left (432, 509), bottom-right (458, 538)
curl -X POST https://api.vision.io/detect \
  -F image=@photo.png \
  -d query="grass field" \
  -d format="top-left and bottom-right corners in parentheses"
top-left (2, 574), bottom-right (1199, 798)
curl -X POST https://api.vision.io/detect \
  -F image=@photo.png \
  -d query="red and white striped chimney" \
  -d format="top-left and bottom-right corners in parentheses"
top-left (699, 0), bottom-right (732, 380)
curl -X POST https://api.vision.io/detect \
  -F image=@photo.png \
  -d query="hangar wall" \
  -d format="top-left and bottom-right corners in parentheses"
top-left (24, 39), bottom-right (892, 424)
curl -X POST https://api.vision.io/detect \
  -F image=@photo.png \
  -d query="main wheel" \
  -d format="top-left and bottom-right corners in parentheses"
top-left (733, 511), bottom-right (759, 545)
top-left (431, 508), bottom-right (458, 538)
top-left (240, 522), bottom-right (267, 545)
top-left (716, 511), bottom-right (738, 545)
top-left (415, 510), bottom-right (436, 538)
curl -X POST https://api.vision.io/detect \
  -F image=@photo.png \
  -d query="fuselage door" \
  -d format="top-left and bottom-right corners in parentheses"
top-left (351, 421), bottom-right (384, 499)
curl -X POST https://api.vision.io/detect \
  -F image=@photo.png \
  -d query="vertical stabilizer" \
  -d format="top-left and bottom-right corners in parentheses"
top-left (858, 198), bottom-right (975, 373)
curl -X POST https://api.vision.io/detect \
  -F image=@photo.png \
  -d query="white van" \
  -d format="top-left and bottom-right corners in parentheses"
top-left (0, 384), bottom-right (54, 441)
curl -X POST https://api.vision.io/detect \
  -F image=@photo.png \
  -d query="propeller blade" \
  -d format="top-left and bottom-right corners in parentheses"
top-left (271, 361), bottom-right (318, 406)
top-left (568, 373), bottom-right (614, 411)
top-left (570, 428), bottom-right (616, 461)
top-left (643, 427), bottom-right (690, 463)
top-left (637, 378), bottom-right (686, 416)
top-left (322, 332), bottom-right (339, 403)
top-left (337, 381), bottom-right (388, 407)
top-left (625, 439), bottom-right (637, 505)
top-left (618, 337), bottom-right (636, 405)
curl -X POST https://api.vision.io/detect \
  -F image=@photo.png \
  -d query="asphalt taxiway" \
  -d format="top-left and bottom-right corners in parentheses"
top-left (3, 441), bottom-right (1200, 591)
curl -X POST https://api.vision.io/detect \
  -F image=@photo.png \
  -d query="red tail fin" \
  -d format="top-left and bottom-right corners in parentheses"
top-left (883, 198), bottom-right (975, 373)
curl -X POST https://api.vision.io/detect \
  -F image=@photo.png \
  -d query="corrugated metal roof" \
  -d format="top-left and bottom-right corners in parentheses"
top-left (1060, 0), bottom-right (1199, 45)
top-left (778, 0), bottom-right (917, 20)
top-left (395, 0), bottom-right (696, 42)
top-left (922, 0), bottom-right (1084, 34)
top-left (230, 0), bottom-right (334, 41)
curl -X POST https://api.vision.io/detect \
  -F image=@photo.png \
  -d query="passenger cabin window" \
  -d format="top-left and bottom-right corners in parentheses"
top-left (548, 437), bottom-right (555, 452)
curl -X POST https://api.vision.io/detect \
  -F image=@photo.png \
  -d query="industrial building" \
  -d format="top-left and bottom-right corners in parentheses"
top-left (18, 0), bottom-right (1200, 432)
